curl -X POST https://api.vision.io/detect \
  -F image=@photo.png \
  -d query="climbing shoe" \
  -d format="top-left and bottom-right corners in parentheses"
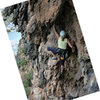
top-left (52, 57), bottom-right (58, 60)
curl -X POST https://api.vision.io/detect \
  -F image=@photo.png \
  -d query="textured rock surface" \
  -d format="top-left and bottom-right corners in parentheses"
top-left (2, 0), bottom-right (99, 100)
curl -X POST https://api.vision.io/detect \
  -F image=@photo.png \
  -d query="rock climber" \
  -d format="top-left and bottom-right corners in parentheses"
top-left (47, 25), bottom-right (75, 73)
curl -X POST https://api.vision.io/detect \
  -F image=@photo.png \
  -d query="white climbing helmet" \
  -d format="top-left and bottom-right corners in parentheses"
top-left (60, 30), bottom-right (65, 38)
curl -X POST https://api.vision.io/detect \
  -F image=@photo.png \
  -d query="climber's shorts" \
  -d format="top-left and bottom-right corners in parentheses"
top-left (47, 47), bottom-right (59, 54)
top-left (47, 47), bottom-right (66, 66)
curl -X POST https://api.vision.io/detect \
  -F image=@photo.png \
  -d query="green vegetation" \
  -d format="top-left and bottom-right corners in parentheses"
top-left (16, 47), bottom-right (28, 70)
top-left (2, 9), bottom-right (13, 25)
top-left (24, 70), bottom-right (33, 87)
top-left (25, 87), bottom-right (31, 97)
top-left (16, 47), bottom-right (32, 97)
top-left (41, 96), bottom-right (45, 100)
top-left (23, 70), bottom-right (33, 97)
top-left (18, 47), bottom-right (25, 55)
top-left (17, 59), bottom-right (27, 69)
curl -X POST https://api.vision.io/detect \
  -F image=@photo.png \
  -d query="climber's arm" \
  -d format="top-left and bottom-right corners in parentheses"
top-left (67, 39), bottom-right (75, 52)
top-left (53, 25), bottom-right (60, 39)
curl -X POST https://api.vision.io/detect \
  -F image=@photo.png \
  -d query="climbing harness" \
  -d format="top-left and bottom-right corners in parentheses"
top-left (60, 55), bottom-right (64, 60)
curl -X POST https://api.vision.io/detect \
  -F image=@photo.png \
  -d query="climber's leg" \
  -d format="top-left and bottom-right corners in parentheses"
top-left (61, 65), bottom-right (64, 73)
top-left (60, 55), bottom-right (65, 73)
top-left (47, 47), bottom-right (58, 56)
top-left (49, 51), bottom-right (56, 57)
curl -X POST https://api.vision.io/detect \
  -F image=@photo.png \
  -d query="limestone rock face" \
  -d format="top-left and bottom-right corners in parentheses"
top-left (3, 0), bottom-right (99, 100)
